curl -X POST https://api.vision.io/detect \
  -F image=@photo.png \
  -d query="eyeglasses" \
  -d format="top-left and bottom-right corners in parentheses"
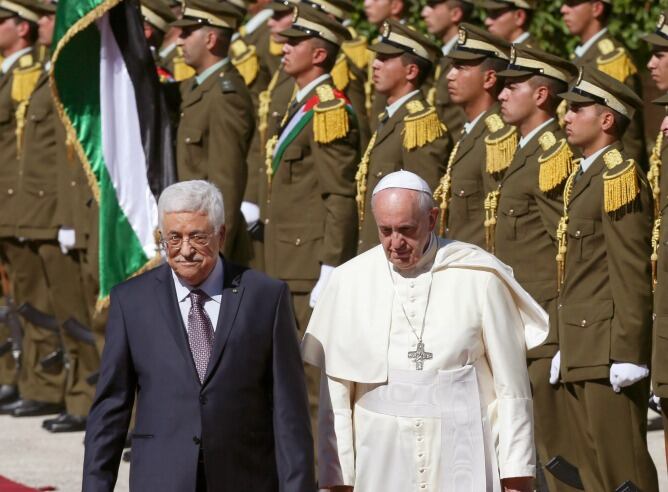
top-left (160, 232), bottom-right (215, 249)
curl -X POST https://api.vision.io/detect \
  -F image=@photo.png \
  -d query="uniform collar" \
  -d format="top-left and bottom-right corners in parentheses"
top-left (296, 73), bottom-right (331, 102)
top-left (519, 118), bottom-right (554, 148)
top-left (385, 89), bottom-right (420, 118)
top-left (1, 47), bottom-right (31, 74)
top-left (580, 144), bottom-right (611, 173)
top-left (574, 27), bottom-right (608, 58)
top-left (464, 110), bottom-right (485, 134)
top-left (442, 34), bottom-right (458, 56)
top-left (195, 58), bottom-right (229, 85)
top-left (512, 31), bottom-right (530, 44)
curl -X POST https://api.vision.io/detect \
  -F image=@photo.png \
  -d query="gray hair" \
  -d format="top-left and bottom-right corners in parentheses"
top-left (371, 188), bottom-right (436, 214)
top-left (158, 180), bottom-right (225, 232)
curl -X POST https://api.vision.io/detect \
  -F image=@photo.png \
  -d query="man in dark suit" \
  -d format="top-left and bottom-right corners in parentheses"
top-left (82, 180), bottom-right (315, 491)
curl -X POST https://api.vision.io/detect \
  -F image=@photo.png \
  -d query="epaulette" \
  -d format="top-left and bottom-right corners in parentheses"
top-left (341, 35), bottom-right (369, 70)
top-left (602, 148), bottom-right (639, 214)
top-left (313, 84), bottom-right (350, 144)
top-left (596, 43), bottom-right (637, 83)
top-left (230, 38), bottom-right (259, 86)
top-left (220, 72), bottom-right (237, 93)
top-left (11, 60), bottom-right (41, 104)
top-left (538, 133), bottom-right (575, 193)
top-left (484, 114), bottom-right (517, 175)
top-left (269, 38), bottom-right (284, 56)
top-left (402, 99), bottom-right (446, 151)
top-left (330, 53), bottom-right (350, 91)
top-left (172, 47), bottom-right (195, 81)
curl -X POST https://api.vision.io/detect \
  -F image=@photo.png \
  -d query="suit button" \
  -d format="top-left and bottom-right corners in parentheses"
top-left (199, 395), bottom-right (207, 405)
top-left (7, 188), bottom-right (13, 195)
top-left (193, 436), bottom-right (201, 445)
top-left (358, 239), bottom-right (363, 245)
top-left (185, 137), bottom-right (192, 143)
top-left (38, 190), bottom-right (44, 197)
top-left (575, 230), bottom-right (581, 237)
top-left (580, 319), bottom-right (587, 327)
top-left (295, 237), bottom-right (301, 246)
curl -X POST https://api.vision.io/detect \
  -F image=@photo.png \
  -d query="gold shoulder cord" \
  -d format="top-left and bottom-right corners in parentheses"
top-left (355, 129), bottom-right (379, 226)
top-left (556, 160), bottom-right (581, 291)
top-left (264, 83), bottom-right (298, 191)
top-left (258, 65), bottom-right (283, 145)
top-left (433, 139), bottom-right (462, 237)
top-left (484, 186), bottom-right (500, 253)
top-left (649, 131), bottom-right (663, 291)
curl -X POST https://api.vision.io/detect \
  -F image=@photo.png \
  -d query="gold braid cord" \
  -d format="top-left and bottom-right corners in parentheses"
top-left (433, 139), bottom-right (461, 237)
top-left (484, 188), bottom-right (500, 253)
top-left (265, 95), bottom-right (295, 191)
top-left (258, 66), bottom-right (282, 146)
top-left (355, 131), bottom-right (378, 226)
top-left (652, 217), bottom-right (661, 292)
top-left (648, 131), bottom-right (664, 291)
top-left (12, 63), bottom-right (42, 158)
top-left (556, 161), bottom-right (581, 291)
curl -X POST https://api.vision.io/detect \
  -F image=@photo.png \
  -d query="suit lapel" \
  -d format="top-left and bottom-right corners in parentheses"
top-left (154, 264), bottom-right (201, 384)
top-left (202, 259), bottom-right (245, 385)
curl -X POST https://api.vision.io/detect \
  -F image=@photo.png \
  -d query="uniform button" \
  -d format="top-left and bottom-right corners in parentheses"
top-left (295, 237), bottom-right (301, 246)
top-left (415, 421), bottom-right (422, 427)
top-left (199, 395), bottom-right (207, 405)
top-left (420, 484), bottom-right (427, 489)
top-left (409, 312), bottom-right (415, 317)
top-left (458, 190), bottom-right (465, 196)
top-left (575, 230), bottom-right (581, 237)
top-left (653, 313), bottom-right (657, 321)
top-left (376, 171), bottom-right (383, 177)
top-left (192, 436), bottom-right (201, 445)
top-left (580, 319), bottom-right (587, 327)
top-left (409, 297), bottom-right (415, 303)
top-left (30, 114), bottom-right (36, 121)
top-left (185, 137), bottom-right (192, 143)
top-left (271, 111), bottom-right (279, 117)
top-left (7, 188), bottom-right (13, 195)
top-left (358, 239), bottom-right (363, 245)
top-left (419, 468), bottom-right (425, 474)
top-left (180, 112), bottom-right (184, 118)
top-left (558, 303), bottom-right (562, 309)
top-left (70, 180), bottom-right (76, 187)
top-left (38, 190), bottom-right (44, 197)
top-left (410, 282), bottom-right (415, 288)
top-left (508, 209), bottom-right (514, 215)
top-left (264, 218), bottom-right (270, 225)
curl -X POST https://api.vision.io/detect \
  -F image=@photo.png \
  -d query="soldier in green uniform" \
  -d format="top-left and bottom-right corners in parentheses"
top-left (494, 45), bottom-right (580, 492)
top-left (420, 0), bottom-right (472, 136)
top-left (159, 0), bottom-right (197, 81)
top-left (433, 24), bottom-right (515, 251)
top-left (355, 20), bottom-right (452, 253)
top-left (560, 0), bottom-right (646, 169)
top-left (644, 9), bottom-right (668, 470)
top-left (173, 0), bottom-right (255, 265)
top-left (140, 0), bottom-right (177, 80)
top-left (481, 0), bottom-right (536, 46)
top-left (0, 0), bottom-right (65, 418)
top-left (555, 67), bottom-right (658, 492)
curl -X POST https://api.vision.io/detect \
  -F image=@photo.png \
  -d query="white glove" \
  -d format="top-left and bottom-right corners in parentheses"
top-left (609, 362), bottom-right (649, 393)
top-left (549, 351), bottom-right (561, 385)
top-left (57, 227), bottom-right (76, 254)
top-left (652, 394), bottom-right (662, 411)
top-left (309, 264), bottom-right (334, 308)
top-left (240, 201), bottom-right (260, 230)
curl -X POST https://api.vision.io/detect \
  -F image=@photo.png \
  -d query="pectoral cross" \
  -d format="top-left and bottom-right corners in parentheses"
top-left (408, 341), bottom-right (433, 370)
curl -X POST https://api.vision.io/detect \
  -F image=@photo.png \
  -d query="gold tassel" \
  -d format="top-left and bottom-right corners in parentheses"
top-left (484, 189), bottom-right (500, 253)
top-left (485, 125), bottom-right (518, 175)
top-left (648, 131), bottom-right (663, 219)
top-left (364, 52), bottom-right (375, 114)
top-left (433, 139), bottom-right (461, 237)
top-left (652, 217), bottom-right (661, 292)
top-left (596, 48), bottom-right (638, 83)
top-left (330, 54), bottom-right (350, 91)
top-left (355, 131), bottom-right (378, 225)
top-left (258, 68), bottom-right (282, 146)
top-left (265, 135), bottom-right (278, 190)
top-left (314, 100), bottom-right (349, 143)
top-left (341, 37), bottom-right (369, 70)
top-left (402, 107), bottom-right (445, 150)
top-left (555, 162), bottom-right (580, 291)
top-left (538, 138), bottom-right (574, 193)
top-left (14, 101), bottom-right (28, 158)
top-left (603, 161), bottom-right (639, 214)
top-left (173, 56), bottom-right (195, 81)
top-left (269, 38), bottom-right (284, 56)
top-left (231, 45), bottom-right (259, 86)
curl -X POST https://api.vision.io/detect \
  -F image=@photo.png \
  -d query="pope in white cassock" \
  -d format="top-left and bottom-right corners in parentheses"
top-left (302, 171), bottom-right (549, 492)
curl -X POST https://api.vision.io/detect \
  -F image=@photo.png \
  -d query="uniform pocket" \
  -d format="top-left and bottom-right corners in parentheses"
top-left (567, 218), bottom-right (596, 262)
top-left (451, 178), bottom-right (483, 215)
top-left (275, 223), bottom-right (323, 280)
top-left (561, 300), bottom-right (612, 368)
top-left (500, 197), bottom-right (530, 241)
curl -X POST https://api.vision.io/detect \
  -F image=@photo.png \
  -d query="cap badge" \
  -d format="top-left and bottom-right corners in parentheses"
top-left (457, 27), bottom-right (466, 45)
top-left (575, 66), bottom-right (584, 86)
top-left (510, 45), bottom-right (517, 64)
top-left (291, 5), bottom-right (299, 21)
top-left (381, 20), bottom-right (390, 38)
top-left (659, 13), bottom-right (666, 30)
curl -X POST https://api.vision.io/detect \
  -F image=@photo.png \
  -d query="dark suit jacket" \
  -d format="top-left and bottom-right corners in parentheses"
top-left (82, 259), bottom-right (315, 491)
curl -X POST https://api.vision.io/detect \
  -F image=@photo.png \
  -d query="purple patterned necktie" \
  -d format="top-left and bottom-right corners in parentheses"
top-left (187, 289), bottom-right (215, 383)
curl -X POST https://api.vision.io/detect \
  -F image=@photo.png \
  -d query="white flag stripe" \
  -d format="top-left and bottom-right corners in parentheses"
top-left (98, 15), bottom-right (158, 259)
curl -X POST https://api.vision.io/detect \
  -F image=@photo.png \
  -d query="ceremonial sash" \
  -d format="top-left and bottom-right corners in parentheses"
top-left (271, 97), bottom-right (318, 173)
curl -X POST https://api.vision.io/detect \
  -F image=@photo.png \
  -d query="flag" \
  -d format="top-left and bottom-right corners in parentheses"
top-left (51, 0), bottom-right (176, 306)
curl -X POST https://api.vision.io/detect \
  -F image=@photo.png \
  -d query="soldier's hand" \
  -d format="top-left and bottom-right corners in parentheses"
top-left (609, 362), bottom-right (649, 393)
top-left (58, 227), bottom-right (76, 254)
top-left (549, 351), bottom-right (560, 385)
top-left (240, 201), bottom-right (260, 229)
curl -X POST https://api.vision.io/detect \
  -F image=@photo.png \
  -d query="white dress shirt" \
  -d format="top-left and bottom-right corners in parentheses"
top-left (296, 73), bottom-right (332, 102)
top-left (519, 118), bottom-right (554, 149)
top-left (172, 257), bottom-right (224, 331)
top-left (1, 47), bottom-right (31, 74)
top-left (580, 144), bottom-right (611, 174)
top-left (385, 89), bottom-right (420, 118)
top-left (574, 28), bottom-right (608, 59)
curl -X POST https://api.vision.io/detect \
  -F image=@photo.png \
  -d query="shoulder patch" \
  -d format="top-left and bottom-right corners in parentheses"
top-left (603, 159), bottom-right (639, 214)
top-left (484, 113), bottom-right (505, 133)
top-left (597, 38), bottom-right (615, 56)
top-left (596, 47), bottom-right (637, 82)
top-left (11, 63), bottom-right (41, 104)
top-left (538, 138), bottom-right (575, 193)
top-left (402, 101), bottom-right (446, 150)
top-left (220, 76), bottom-right (237, 93)
top-left (603, 148), bottom-right (624, 169)
top-left (313, 83), bottom-right (350, 144)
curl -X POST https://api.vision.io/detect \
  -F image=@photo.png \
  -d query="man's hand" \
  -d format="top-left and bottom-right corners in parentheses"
top-left (609, 362), bottom-right (649, 393)
top-left (501, 476), bottom-right (533, 492)
top-left (58, 227), bottom-right (76, 254)
top-left (309, 264), bottom-right (334, 308)
top-left (549, 351), bottom-right (560, 385)
top-left (240, 201), bottom-right (260, 230)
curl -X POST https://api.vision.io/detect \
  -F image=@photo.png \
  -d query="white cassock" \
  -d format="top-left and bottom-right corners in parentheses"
top-left (302, 236), bottom-right (548, 492)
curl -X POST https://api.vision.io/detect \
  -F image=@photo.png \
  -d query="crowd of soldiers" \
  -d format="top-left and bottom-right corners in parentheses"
top-left (0, 0), bottom-right (666, 489)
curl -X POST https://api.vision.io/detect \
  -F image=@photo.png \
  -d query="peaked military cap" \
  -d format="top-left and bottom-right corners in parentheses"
top-left (479, 0), bottom-right (535, 10)
top-left (559, 66), bottom-right (642, 120)
top-left (270, 0), bottom-right (299, 14)
top-left (301, 0), bottom-right (354, 22)
top-left (32, 0), bottom-right (56, 14)
top-left (141, 0), bottom-right (176, 32)
top-left (0, 0), bottom-right (44, 21)
top-left (370, 19), bottom-right (441, 64)
top-left (281, 4), bottom-right (351, 45)
top-left (226, 0), bottom-right (250, 16)
top-left (448, 23), bottom-right (511, 62)
top-left (499, 45), bottom-right (578, 83)
top-left (172, 0), bottom-right (242, 30)
top-left (653, 93), bottom-right (668, 106)
top-left (643, 10), bottom-right (668, 49)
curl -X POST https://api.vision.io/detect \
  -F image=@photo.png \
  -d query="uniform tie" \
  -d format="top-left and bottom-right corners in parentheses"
top-left (187, 289), bottom-right (215, 383)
